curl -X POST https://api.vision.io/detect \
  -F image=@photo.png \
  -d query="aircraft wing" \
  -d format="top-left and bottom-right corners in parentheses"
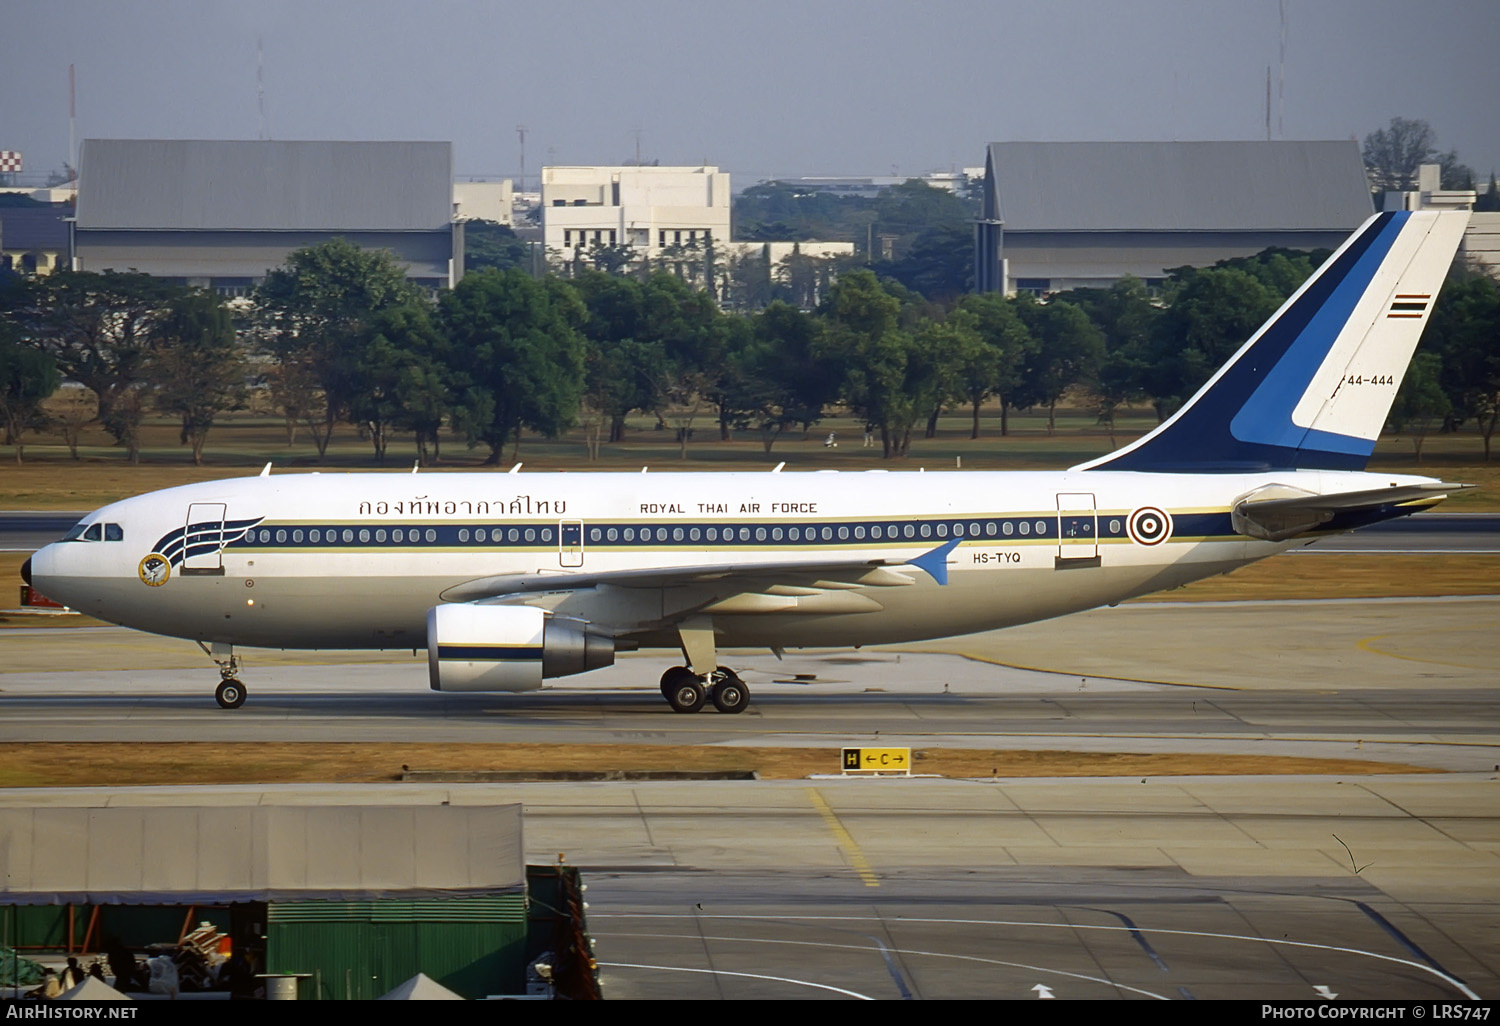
top-left (1231, 482), bottom-right (1470, 542)
top-left (439, 539), bottom-right (961, 612)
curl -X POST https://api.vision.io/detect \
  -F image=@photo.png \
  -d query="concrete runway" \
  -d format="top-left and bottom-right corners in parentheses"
top-left (2, 594), bottom-right (1497, 1000)
top-left (2, 776), bottom-right (1493, 1000)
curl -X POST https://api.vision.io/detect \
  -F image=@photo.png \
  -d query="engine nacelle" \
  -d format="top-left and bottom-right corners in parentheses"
top-left (427, 603), bottom-right (615, 692)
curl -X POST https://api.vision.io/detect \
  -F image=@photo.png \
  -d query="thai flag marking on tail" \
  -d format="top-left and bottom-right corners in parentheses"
top-left (1387, 294), bottom-right (1430, 319)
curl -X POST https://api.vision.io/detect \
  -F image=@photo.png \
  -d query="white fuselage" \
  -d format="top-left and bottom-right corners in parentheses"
top-left (28, 466), bottom-right (1426, 656)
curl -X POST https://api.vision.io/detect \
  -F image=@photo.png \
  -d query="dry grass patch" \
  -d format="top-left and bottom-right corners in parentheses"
top-left (0, 742), bottom-right (1440, 788)
top-left (1141, 553), bottom-right (1500, 602)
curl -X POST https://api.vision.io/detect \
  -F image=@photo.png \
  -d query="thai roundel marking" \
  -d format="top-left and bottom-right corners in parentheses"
top-left (1127, 507), bottom-right (1173, 546)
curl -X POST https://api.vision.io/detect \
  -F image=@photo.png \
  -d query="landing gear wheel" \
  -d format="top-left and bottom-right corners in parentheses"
top-left (665, 677), bottom-right (707, 714)
top-left (215, 679), bottom-right (246, 709)
top-left (709, 672), bottom-right (749, 714)
top-left (661, 666), bottom-right (698, 702)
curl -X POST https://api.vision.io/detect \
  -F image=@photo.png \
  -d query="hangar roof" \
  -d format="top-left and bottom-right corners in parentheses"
top-left (76, 139), bottom-right (453, 232)
top-left (0, 804), bottom-right (524, 905)
top-left (984, 141), bottom-right (1373, 232)
top-left (0, 206), bottom-right (71, 250)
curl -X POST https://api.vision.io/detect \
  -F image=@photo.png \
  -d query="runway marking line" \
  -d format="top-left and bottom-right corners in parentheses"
top-left (806, 787), bottom-right (880, 888)
top-left (600, 929), bottom-right (1170, 1000)
top-left (595, 914), bottom-right (1478, 1001)
top-left (1356, 627), bottom-right (1497, 671)
top-left (597, 961), bottom-right (874, 1000)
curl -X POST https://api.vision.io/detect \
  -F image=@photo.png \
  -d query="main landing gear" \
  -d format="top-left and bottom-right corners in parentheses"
top-left (199, 641), bottom-right (247, 709)
top-left (660, 666), bottom-right (750, 714)
top-left (661, 616), bottom-right (749, 714)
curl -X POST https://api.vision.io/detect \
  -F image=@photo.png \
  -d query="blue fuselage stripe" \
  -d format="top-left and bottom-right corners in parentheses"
top-left (437, 645), bottom-right (544, 661)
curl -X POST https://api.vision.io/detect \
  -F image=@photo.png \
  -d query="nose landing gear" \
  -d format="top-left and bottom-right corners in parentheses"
top-left (215, 678), bottom-right (246, 709)
top-left (198, 641), bottom-right (248, 709)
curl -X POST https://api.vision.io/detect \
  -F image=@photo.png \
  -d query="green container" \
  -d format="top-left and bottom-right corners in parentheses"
top-left (265, 897), bottom-right (528, 1000)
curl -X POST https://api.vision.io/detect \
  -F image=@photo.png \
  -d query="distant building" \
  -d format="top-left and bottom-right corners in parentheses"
top-left (770, 170), bottom-right (983, 199)
top-left (74, 139), bottom-right (461, 294)
top-left (453, 179), bottom-right (513, 226)
top-left (0, 204), bottom-right (70, 275)
top-left (541, 165), bottom-right (730, 275)
top-left (1382, 163), bottom-right (1500, 279)
top-left (976, 141), bottom-right (1375, 295)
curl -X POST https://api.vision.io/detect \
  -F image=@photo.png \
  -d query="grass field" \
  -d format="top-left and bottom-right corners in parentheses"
top-left (0, 742), bottom-right (1439, 787)
top-left (3, 401), bottom-right (1497, 509)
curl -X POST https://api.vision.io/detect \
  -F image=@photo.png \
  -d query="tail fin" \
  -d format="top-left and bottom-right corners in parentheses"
top-left (1076, 210), bottom-right (1469, 473)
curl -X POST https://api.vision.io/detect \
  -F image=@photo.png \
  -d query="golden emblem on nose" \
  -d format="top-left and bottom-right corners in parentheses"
top-left (138, 553), bottom-right (171, 587)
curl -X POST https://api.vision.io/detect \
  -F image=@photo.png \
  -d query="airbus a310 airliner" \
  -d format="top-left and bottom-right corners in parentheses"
top-left (23, 211), bottom-right (1471, 713)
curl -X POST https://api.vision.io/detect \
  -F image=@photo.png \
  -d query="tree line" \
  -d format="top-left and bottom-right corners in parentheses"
top-left (2, 235), bottom-right (1498, 466)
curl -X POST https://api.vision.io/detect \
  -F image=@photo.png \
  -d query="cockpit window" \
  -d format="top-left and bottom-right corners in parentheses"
top-left (105, 523), bottom-right (123, 541)
top-left (83, 523), bottom-right (102, 542)
top-left (62, 523), bottom-right (88, 541)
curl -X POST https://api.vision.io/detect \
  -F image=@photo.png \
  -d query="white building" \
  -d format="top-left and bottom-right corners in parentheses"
top-left (1383, 164), bottom-right (1500, 279)
top-left (453, 179), bottom-right (513, 225)
top-left (541, 165), bottom-right (730, 268)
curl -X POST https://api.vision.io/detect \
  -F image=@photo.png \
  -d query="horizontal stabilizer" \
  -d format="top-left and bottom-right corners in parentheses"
top-left (1231, 482), bottom-right (1470, 542)
top-left (907, 537), bottom-right (962, 586)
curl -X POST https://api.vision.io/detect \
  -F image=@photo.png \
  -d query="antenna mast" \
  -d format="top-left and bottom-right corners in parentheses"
top-left (257, 37), bottom-right (269, 140)
top-left (1278, 0), bottom-right (1286, 138)
top-left (68, 64), bottom-right (76, 176)
top-left (516, 125), bottom-right (526, 192)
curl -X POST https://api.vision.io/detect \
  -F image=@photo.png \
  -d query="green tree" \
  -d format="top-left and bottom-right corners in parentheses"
top-left (463, 221), bottom-right (533, 274)
top-left (15, 270), bottom-right (182, 462)
top-left (253, 238), bottom-right (421, 457)
top-left (1476, 173), bottom-right (1500, 213)
top-left (754, 301), bottom-right (836, 439)
top-left (344, 303), bottom-right (451, 463)
top-left (1388, 350), bottom-right (1451, 461)
top-left (872, 220), bottom-right (974, 301)
top-left (149, 291), bottom-right (247, 465)
top-left (638, 273), bottom-right (725, 458)
top-left (1363, 117), bottom-right (1474, 196)
top-left (1049, 278), bottom-right (1159, 441)
top-left (951, 292), bottom-right (1034, 438)
top-left (440, 269), bottom-right (586, 463)
top-left (716, 303), bottom-right (836, 452)
top-left (818, 270), bottom-right (958, 457)
top-left (1013, 296), bottom-right (1105, 434)
top-left (0, 317), bottom-right (60, 463)
top-left (1142, 267), bottom-right (1280, 420)
top-left (1423, 273), bottom-right (1500, 460)
top-left (573, 273), bottom-right (666, 447)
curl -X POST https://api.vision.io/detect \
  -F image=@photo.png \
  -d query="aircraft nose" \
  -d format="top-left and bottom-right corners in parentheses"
top-left (21, 556), bottom-right (32, 586)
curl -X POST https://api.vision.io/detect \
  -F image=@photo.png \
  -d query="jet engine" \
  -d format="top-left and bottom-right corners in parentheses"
top-left (426, 603), bottom-right (615, 692)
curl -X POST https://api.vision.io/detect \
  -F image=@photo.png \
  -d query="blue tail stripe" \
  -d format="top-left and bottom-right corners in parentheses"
top-left (1090, 212), bottom-right (1403, 473)
top-left (1229, 213), bottom-right (1407, 452)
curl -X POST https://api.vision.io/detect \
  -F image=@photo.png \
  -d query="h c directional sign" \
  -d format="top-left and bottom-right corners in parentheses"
top-left (841, 747), bottom-right (911, 776)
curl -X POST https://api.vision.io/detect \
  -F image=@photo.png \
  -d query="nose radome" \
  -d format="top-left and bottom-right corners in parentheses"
top-left (21, 556), bottom-right (32, 586)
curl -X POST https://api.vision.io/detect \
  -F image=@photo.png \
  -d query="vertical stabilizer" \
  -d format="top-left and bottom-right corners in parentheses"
top-left (1077, 210), bottom-right (1469, 472)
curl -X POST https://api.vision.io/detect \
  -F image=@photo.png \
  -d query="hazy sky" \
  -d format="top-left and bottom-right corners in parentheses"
top-left (5, 0), bottom-right (1498, 189)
